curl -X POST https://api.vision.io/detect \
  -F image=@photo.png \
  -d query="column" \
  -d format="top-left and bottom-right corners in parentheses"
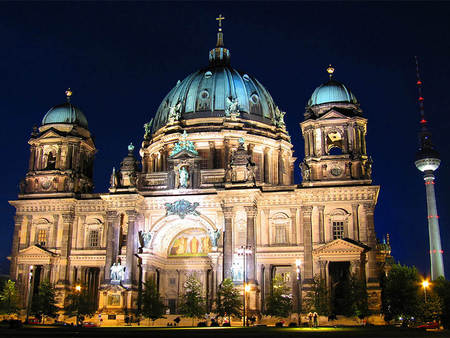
top-left (222, 206), bottom-right (233, 280)
top-left (142, 153), bottom-right (149, 173)
top-left (60, 214), bottom-right (74, 285)
top-left (125, 210), bottom-right (137, 285)
top-left (273, 149), bottom-right (279, 185)
top-left (224, 138), bottom-right (230, 168)
top-left (208, 141), bottom-right (215, 169)
top-left (245, 205), bottom-right (257, 283)
top-left (363, 203), bottom-right (378, 282)
top-left (290, 208), bottom-right (297, 245)
top-left (104, 211), bottom-right (119, 282)
top-left (29, 146), bottom-right (36, 171)
top-left (301, 206), bottom-right (313, 283)
top-left (278, 148), bottom-right (284, 185)
top-left (318, 206), bottom-right (325, 243)
top-left (9, 215), bottom-right (24, 281)
top-left (352, 204), bottom-right (360, 241)
top-left (263, 148), bottom-right (270, 184)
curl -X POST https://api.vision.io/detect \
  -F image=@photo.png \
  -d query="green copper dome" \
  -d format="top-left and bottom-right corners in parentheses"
top-left (308, 79), bottom-right (358, 107)
top-left (42, 102), bottom-right (88, 128)
top-left (151, 65), bottom-right (278, 133)
top-left (149, 27), bottom-right (282, 134)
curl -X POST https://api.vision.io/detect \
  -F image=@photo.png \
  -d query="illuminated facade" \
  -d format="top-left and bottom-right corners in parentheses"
top-left (9, 22), bottom-right (386, 321)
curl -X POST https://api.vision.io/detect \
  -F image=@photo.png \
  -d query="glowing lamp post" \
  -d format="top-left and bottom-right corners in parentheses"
top-left (238, 245), bottom-right (252, 327)
top-left (422, 280), bottom-right (430, 302)
top-left (295, 259), bottom-right (302, 325)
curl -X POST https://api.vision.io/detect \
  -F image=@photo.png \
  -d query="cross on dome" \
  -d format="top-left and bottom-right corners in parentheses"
top-left (216, 14), bottom-right (225, 31)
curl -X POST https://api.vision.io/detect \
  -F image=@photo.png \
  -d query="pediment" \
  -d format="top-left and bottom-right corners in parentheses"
top-left (318, 110), bottom-right (348, 120)
top-left (18, 245), bottom-right (58, 257)
top-left (169, 149), bottom-right (200, 160)
top-left (313, 238), bottom-right (369, 257)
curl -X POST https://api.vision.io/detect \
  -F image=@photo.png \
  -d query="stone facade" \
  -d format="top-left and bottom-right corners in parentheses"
top-left (8, 30), bottom-right (386, 320)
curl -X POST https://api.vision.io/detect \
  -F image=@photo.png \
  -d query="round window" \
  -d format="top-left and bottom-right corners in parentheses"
top-left (243, 74), bottom-right (250, 81)
top-left (250, 93), bottom-right (259, 104)
top-left (205, 71), bottom-right (212, 79)
top-left (200, 90), bottom-right (209, 99)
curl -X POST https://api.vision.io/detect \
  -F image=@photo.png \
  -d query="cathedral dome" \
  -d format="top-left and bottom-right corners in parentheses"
top-left (41, 90), bottom-right (88, 129)
top-left (150, 28), bottom-right (280, 135)
top-left (151, 66), bottom-right (278, 133)
top-left (308, 79), bottom-right (358, 107)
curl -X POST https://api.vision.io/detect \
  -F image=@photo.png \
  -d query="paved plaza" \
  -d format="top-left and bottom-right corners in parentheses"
top-left (0, 326), bottom-right (449, 338)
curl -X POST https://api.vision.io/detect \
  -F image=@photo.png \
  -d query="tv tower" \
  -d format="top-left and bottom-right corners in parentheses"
top-left (414, 56), bottom-right (445, 280)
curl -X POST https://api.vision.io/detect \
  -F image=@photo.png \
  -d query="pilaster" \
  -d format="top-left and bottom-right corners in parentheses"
top-left (222, 205), bottom-right (233, 280)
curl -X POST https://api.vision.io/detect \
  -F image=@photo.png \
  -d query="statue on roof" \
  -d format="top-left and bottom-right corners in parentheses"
top-left (274, 106), bottom-right (286, 129)
top-left (225, 96), bottom-right (240, 120)
top-left (168, 101), bottom-right (182, 123)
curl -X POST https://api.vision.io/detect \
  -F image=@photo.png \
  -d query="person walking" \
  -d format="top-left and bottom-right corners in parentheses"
top-left (307, 312), bottom-right (313, 328)
top-left (313, 312), bottom-right (319, 328)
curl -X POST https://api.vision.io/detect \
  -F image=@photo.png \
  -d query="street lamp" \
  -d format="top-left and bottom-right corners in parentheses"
top-left (74, 284), bottom-right (82, 325)
top-left (237, 245), bottom-right (252, 327)
top-left (422, 280), bottom-right (430, 303)
top-left (295, 259), bottom-right (302, 326)
top-left (25, 265), bottom-right (34, 323)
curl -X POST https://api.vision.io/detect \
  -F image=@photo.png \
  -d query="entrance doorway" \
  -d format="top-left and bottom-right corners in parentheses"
top-left (329, 261), bottom-right (350, 314)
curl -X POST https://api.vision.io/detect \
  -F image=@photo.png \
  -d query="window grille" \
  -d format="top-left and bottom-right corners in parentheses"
top-left (89, 230), bottom-right (99, 247)
top-left (333, 221), bottom-right (345, 239)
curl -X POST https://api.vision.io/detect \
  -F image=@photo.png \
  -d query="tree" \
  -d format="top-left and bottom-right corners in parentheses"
top-left (178, 274), bottom-right (205, 325)
top-left (381, 264), bottom-right (420, 323)
top-left (417, 292), bottom-right (442, 323)
top-left (0, 280), bottom-right (20, 317)
top-left (31, 280), bottom-right (59, 323)
top-left (64, 283), bottom-right (96, 325)
top-left (216, 278), bottom-right (242, 324)
top-left (304, 275), bottom-right (330, 315)
top-left (433, 277), bottom-right (450, 328)
top-left (141, 279), bottom-right (166, 324)
top-left (264, 275), bottom-right (293, 319)
top-left (336, 273), bottom-right (369, 318)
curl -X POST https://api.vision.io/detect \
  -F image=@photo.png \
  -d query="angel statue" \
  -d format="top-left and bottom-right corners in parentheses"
top-left (225, 96), bottom-right (240, 119)
top-left (274, 106), bottom-right (286, 129)
top-left (168, 101), bottom-right (182, 123)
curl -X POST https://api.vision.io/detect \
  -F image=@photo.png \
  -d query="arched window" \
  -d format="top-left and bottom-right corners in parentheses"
top-left (46, 152), bottom-right (56, 169)
top-left (271, 213), bottom-right (290, 245)
top-left (326, 131), bottom-right (344, 155)
top-left (328, 208), bottom-right (350, 241)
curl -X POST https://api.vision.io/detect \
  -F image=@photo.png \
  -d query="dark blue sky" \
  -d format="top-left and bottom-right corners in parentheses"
top-left (1, 2), bottom-right (449, 277)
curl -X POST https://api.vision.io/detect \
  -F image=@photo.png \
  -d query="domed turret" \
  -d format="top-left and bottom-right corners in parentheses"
top-left (305, 66), bottom-right (361, 120)
top-left (308, 79), bottom-right (358, 107)
top-left (41, 89), bottom-right (89, 128)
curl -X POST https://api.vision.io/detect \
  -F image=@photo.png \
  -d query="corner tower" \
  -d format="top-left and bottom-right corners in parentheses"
top-left (300, 66), bottom-right (372, 187)
top-left (20, 90), bottom-right (96, 196)
top-left (413, 57), bottom-right (445, 280)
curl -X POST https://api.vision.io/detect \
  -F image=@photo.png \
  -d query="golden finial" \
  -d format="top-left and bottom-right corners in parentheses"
top-left (216, 14), bottom-right (225, 32)
top-left (65, 88), bottom-right (73, 102)
top-left (326, 64), bottom-right (335, 79)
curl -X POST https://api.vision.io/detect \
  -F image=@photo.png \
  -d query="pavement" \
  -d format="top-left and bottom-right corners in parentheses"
top-left (0, 326), bottom-right (449, 338)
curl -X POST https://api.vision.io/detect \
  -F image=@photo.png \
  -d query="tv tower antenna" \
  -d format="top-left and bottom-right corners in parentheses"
top-left (414, 56), bottom-right (445, 280)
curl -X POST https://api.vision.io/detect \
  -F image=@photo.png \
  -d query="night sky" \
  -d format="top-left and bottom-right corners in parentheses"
top-left (1, 2), bottom-right (449, 278)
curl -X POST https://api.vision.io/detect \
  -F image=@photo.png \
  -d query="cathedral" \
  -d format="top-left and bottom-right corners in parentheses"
top-left (9, 19), bottom-right (388, 322)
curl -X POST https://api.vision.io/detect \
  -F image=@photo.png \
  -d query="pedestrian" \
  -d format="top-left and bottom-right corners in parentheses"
top-left (307, 312), bottom-right (313, 328)
top-left (313, 312), bottom-right (318, 328)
